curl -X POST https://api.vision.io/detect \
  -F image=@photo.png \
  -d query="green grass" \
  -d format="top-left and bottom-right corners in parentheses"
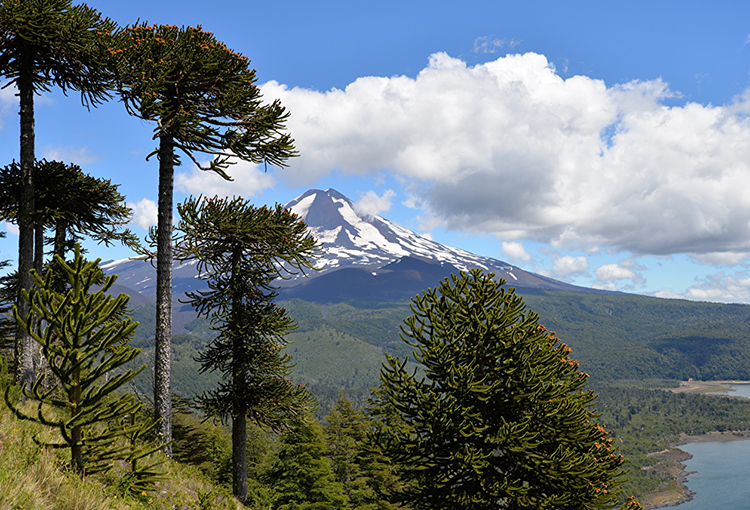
top-left (0, 381), bottom-right (242, 509)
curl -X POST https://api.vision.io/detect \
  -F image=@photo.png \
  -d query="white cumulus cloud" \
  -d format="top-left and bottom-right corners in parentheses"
top-left (596, 263), bottom-right (637, 281)
top-left (354, 189), bottom-right (396, 217)
top-left (501, 241), bottom-right (531, 263)
top-left (260, 52), bottom-right (750, 259)
top-left (551, 255), bottom-right (589, 278)
top-left (679, 271), bottom-right (750, 304)
top-left (175, 161), bottom-right (276, 198)
top-left (128, 198), bottom-right (157, 230)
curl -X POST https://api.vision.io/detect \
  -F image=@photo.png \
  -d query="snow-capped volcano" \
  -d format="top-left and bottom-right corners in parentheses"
top-left (285, 188), bottom-right (586, 292)
top-left (288, 188), bottom-right (509, 273)
top-left (101, 188), bottom-right (607, 303)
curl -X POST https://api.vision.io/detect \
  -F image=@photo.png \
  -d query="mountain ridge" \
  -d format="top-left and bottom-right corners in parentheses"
top-left (101, 188), bottom-right (615, 303)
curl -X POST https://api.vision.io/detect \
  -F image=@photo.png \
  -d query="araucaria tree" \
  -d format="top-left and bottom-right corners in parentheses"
top-left (5, 246), bottom-right (161, 477)
top-left (0, 159), bottom-right (136, 265)
top-left (0, 0), bottom-right (114, 387)
top-left (111, 23), bottom-right (297, 454)
top-left (371, 269), bottom-right (641, 510)
top-left (175, 195), bottom-right (318, 502)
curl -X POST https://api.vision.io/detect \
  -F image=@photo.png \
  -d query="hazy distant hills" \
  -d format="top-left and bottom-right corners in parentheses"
top-left (102, 188), bottom-right (613, 304)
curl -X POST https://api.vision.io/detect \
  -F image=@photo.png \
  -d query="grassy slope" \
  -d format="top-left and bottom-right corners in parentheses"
top-left (0, 395), bottom-right (242, 509)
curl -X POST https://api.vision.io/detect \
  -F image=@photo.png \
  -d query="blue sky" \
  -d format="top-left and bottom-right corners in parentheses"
top-left (3, 0), bottom-right (750, 302)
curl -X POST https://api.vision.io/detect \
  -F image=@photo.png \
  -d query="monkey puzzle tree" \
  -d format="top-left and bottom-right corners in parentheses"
top-left (111, 23), bottom-right (297, 454)
top-left (0, 159), bottom-right (137, 266)
top-left (0, 0), bottom-right (114, 386)
top-left (371, 269), bottom-right (641, 510)
top-left (175, 195), bottom-right (318, 502)
top-left (5, 246), bottom-right (162, 478)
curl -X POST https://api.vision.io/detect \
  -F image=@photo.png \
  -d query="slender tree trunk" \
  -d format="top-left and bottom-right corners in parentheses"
top-left (154, 131), bottom-right (173, 457)
top-left (232, 402), bottom-right (248, 503)
top-left (54, 222), bottom-right (66, 261)
top-left (71, 423), bottom-right (84, 473)
top-left (16, 47), bottom-right (36, 388)
top-left (231, 246), bottom-right (248, 502)
top-left (33, 221), bottom-right (43, 273)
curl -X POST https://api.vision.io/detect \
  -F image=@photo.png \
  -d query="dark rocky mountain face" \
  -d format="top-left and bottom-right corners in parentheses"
top-left (102, 188), bottom-right (611, 304)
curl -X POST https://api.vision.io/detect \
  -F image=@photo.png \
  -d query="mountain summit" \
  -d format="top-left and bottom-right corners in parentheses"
top-left (102, 188), bottom-right (607, 303)
top-left (281, 189), bottom-right (601, 297)
top-left (286, 188), bottom-right (508, 273)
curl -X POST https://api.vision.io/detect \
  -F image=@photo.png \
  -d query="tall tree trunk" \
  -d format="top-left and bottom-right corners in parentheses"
top-left (33, 221), bottom-right (43, 273)
top-left (232, 401), bottom-right (248, 503)
top-left (16, 47), bottom-right (36, 389)
top-left (54, 222), bottom-right (66, 261)
top-left (154, 132), bottom-right (173, 457)
top-left (231, 246), bottom-right (248, 502)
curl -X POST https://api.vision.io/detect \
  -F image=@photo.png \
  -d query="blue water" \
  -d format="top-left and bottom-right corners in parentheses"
top-left (671, 440), bottom-right (750, 509)
top-left (671, 384), bottom-right (750, 509)
top-left (723, 383), bottom-right (750, 399)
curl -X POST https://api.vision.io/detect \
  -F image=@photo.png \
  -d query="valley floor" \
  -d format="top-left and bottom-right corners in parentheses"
top-left (667, 380), bottom-right (750, 395)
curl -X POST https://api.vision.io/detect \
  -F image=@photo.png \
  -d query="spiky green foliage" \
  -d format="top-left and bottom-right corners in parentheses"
top-left (110, 23), bottom-right (296, 175)
top-left (175, 195), bottom-right (319, 502)
top-left (4, 246), bottom-right (162, 477)
top-left (265, 415), bottom-right (347, 509)
top-left (324, 393), bottom-right (403, 509)
top-left (0, 0), bottom-right (114, 101)
top-left (371, 269), bottom-right (640, 510)
top-left (110, 22), bottom-right (297, 457)
top-left (0, 159), bottom-right (137, 261)
top-left (0, 0), bottom-right (115, 388)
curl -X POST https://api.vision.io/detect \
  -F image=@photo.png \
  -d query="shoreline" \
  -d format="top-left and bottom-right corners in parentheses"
top-left (667, 379), bottom-right (750, 396)
top-left (637, 381), bottom-right (750, 508)
top-left (643, 380), bottom-right (750, 508)
top-left (642, 430), bottom-right (750, 509)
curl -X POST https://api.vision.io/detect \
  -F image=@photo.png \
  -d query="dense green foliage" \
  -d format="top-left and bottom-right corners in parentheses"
top-left (371, 269), bottom-right (634, 510)
top-left (520, 289), bottom-right (750, 381)
top-left (0, 159), bottom-right (136, 261)
top-left (175, 195), bottom-right (319, 502)
top-left (0, 0), bottom-right (115, 389)
top-left (0, 0), bottom-right (113, 101)
top-left (324, 394), bottom-right (402, 509)
top-left (4, 247), bottom-right (162, 480)
top-left (264, 414), bottom-right (348, 509)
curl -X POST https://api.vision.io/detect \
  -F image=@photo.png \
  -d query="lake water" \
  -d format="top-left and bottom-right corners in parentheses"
top-left (671, 384), bottom-right (750, 509)
top-left (723, 383), bottom-right (750, 399)
top-left (671, 440), bottom-right (750, 509)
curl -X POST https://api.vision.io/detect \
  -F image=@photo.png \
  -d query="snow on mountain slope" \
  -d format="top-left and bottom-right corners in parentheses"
top-left (101, 188), bottom-right (606, 297)
top-left (281, 188), bottom-right (589, 290)
top-left (286, 188), bottom-right (512, 274)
